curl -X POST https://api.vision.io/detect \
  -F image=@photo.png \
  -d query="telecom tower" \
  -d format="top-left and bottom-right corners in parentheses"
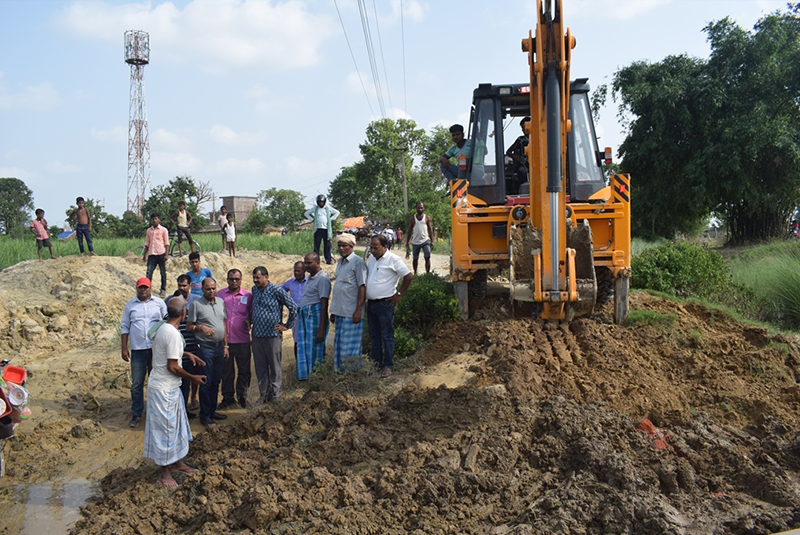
top-left (124, 30), bottom-right (151, 216)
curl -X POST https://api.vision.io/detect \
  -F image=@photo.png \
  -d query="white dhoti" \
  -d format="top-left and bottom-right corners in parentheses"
top-left (143, 387), bottom-right (193, 467)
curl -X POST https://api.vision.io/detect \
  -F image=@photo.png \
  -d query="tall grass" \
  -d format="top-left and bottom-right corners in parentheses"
top-left (728, 241), bottom-right (800, 328)
top-left (0, 230), bottom-right (317, 271)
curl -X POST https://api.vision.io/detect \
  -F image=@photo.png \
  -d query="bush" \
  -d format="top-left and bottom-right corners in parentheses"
top-left (395, 273), bottom-right (459, 335)
top-left (632, 241), bottom-right (733, 300)
top-left (394, 326), bottom-right (423, 360)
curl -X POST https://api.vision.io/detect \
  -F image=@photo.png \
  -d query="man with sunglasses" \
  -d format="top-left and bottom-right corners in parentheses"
top-left (217, 269), bottom-right (253, 409)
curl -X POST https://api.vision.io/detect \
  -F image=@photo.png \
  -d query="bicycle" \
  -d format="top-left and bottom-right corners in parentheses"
top-left (169, 230), bottom-right (201, 257)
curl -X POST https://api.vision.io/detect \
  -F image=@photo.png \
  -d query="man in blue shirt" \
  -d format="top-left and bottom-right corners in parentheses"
top-left (186, 251), bottom-right (213, 297)
top-left (439, 124), bottom-right (471, 180)
top-left (251, 266), bottom-right (297, 402)
top-left (281, 261), bottom-right (306, 358)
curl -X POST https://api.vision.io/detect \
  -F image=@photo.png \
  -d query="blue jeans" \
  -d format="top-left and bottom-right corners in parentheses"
top-left (76, 224), bottom-right (94, 253)
top-left (130, 349), bottom-right (152, 417)
top-left (146, 254), bottom-right (167, 293)
top-left (367, 299), bottom-right (395, 369)
top-left (440, 163), bottom-right (462, 180)
top-left (197, 342), bottom-right (224, 420)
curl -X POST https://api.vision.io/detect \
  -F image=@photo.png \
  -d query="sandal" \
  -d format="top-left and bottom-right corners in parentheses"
top-left (188, 400), bottom-right (200, 411)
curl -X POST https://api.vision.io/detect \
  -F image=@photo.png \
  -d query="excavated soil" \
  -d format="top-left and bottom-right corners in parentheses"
top-left (0, 251), bottom-right (799, 534)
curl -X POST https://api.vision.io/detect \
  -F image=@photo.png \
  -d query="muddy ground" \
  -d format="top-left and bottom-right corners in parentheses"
top-left (1, 249), bottom-right (800, 534)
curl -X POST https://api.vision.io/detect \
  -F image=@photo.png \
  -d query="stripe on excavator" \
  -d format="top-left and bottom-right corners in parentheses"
top-left (451, 179), bottom-right (466, 195)
top-left (613, 176), bottom-right (629, 202)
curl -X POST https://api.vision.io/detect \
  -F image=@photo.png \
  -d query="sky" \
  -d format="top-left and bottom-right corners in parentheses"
top-left (0, 0), bottom-right (790, 227)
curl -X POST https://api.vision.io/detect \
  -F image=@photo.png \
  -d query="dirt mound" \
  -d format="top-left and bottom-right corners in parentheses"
top-left (1, 251), bottom-right (799, 534)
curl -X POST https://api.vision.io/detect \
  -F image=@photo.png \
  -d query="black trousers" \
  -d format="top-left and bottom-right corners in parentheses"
top-left (221, 342), bottom-right (252, 404)
top-left (313, 228), bottom-right (333, 264)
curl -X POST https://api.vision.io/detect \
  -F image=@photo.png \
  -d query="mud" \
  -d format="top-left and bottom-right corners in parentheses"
top-left (0, 251), bottom-right (799, 534)
top-left (509, 226), bottom-right (540, 281)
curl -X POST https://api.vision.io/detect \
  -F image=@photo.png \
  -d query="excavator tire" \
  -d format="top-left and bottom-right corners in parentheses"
top-left (469, 269), bottom-right (488, 300)
top-left (595, 266), bottom-right (614, 305)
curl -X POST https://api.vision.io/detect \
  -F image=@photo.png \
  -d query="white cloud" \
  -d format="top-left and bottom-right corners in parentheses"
top-left (209, 157), bottom-right (265, 176)
top-left (564, 0), bottom-right (670, 21)
top-left (151, 128), bottom-right (192, 152)
top-left (46, 161), bottom-right (81, 174)
top-left (0, 77), bottom-right (61, 112)
top-left (388, 0), bottom-right (426, 23)
top-left (90, 126), bottom-right (127, 142)
top-left (244, 86), bottom-right (296, 114)
top-left (208, 125), bottom-right (264, 146)
top-left (151, 150), bottom-right (203, 174)
top-left (346, 71), bottom-right (372, 95)
top-left (52, 0), bottom-right (339, 73)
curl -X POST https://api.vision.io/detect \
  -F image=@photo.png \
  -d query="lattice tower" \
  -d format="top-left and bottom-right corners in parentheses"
top-left (124, 30), bottom-right (151, 217)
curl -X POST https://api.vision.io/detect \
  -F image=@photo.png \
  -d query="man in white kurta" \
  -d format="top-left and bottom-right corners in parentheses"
top-left (143, 297), bottom-right (206, 487)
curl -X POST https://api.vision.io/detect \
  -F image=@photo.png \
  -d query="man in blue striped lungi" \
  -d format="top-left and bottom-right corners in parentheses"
top-left (296, 253), bottom-right (331, 380)
top-left (330, 233), bottom-right (367, 372)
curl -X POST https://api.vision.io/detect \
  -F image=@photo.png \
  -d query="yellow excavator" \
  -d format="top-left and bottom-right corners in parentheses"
top-left (450, 0), bottom-right (631, 324)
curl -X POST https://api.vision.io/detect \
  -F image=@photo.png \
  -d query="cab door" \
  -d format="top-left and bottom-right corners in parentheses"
top-left (466, 97), bottom-right (506, 206)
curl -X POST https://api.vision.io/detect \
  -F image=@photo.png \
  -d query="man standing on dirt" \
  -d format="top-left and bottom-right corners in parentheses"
top-left (217, 269), bottom-right (253, 409)
top-left (187, 278), bottom-right (229, 426)
top-left (170, 201), bottom-right (194, 256)
top-left (143, 213), bottom-right (169, 299)
top-left (406, 201), bottom-right (434, 275)
top-left (165, 274), bottom-right (201, 416)
top-left (218, 206), bottom-right (228, 250)
top-left (251, 266), bottom-right (297, 401)
top-left (120, 277), bottom-right (168, 428)
top-left (281, 261), bottom-right (306, 358)
top-left (144, 296), bottom-right (205, 487)
top-left (305, 195), bottom-right (340, 265)
top-left (296, 253), bottom-right (331, 380)
top-left (186, 252), bottom-right (213, 298)
top-left (330, 233), bottom-right (367, 372)
top-left (366, 235), bottom-right (413, 378)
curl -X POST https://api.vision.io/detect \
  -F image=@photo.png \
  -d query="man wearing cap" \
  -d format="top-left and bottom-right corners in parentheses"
top-left (365, 234), bottom-right (413, 378)
top-left (121, 277), bottom-right (168, 428)
top-left (330, 233), bottom-right (367, 372)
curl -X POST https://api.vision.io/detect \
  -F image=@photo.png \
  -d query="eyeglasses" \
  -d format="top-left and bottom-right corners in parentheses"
top-left (227, 277), bottom-right (241, 281)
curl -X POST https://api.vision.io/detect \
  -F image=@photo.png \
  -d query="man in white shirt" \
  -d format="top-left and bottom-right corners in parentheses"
top-left (304, 195), bottom-right (340, 265)
top-left (120, 277), bottom-right (167, 428)
top-left (144, 297), bottom-right (206, 487)
top-left (365, 235), bottom-right (413, 378)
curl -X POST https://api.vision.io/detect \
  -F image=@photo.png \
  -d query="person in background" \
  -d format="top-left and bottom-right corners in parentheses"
top-left (295, 253), bottom-right (330, 380)
top-left (186, 252), bottom-right (212, 298)
top-left (217, 269), bottom-right (252, 409)
top-left (30, 208), bottom-right (57, 261)
top-left (218, 206), bottom-right (228, 250)
top-left (439, 124), bottom-right (471, 180)
top-left (224, 213), bottom-right (236, 258)
top-left (69, 197), bottom-right (97, 257)
top-left (120, 277), bottom-right (167, 428)
top-left (406, 201), bottom-right (434, 275)
top-left (305, 195), bottom-right (340, 265)
top-left (365, 235), bottom-right (413, 378)
top-left (329, 234), bottom-right (366, 372)
top-left (281, 261), bottom-right (306, 358)
top-left (170, 201), bottom-right (195, 256)
top-left (143, 213), bottom-right (169, 298)
top-left (143, 296), bottom-right (205, 487)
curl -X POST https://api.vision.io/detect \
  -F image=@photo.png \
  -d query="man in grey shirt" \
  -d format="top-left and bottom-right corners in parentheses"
top-left (187, 278), bottom-right (228, 426)
top-left (330, 234), bottom-right (366, 372)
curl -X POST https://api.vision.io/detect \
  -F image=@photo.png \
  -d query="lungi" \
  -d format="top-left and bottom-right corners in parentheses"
top-left (143, 387), bottom-right (193, 467)
top-left (333, 315), bottom-right (363, 372)
top-left (296, 303), bottom-right (328, 380)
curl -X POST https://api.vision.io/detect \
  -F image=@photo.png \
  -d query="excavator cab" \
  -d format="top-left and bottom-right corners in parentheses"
top-left (463, 80), bottom-right (606, 205)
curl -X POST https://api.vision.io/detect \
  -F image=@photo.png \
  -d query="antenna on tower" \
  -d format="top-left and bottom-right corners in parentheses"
top-left (124, 30), bottom-right (151, 217)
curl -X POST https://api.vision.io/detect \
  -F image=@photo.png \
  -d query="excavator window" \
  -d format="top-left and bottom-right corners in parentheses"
top-left (468, 98), bottom-right (498, 187)
top-left (567, 92), bottom-right (606, 201)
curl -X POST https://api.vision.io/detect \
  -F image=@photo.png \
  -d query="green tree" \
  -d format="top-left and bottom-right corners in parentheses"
top-left (328, 118), bottom-right (451, 236)
top-left (0, 177), bottom-right (34, 237)
top-left (140, 175), bottom-right (209, 232)
top-left (259, 188), bottom-right (306, 230)
top-left (611, 5), bottom-right (800, 242)
top-left (109, 211), bottom-right (147, 239)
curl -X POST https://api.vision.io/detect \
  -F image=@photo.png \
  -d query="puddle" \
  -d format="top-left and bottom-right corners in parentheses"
top-left (10, 478), bottom-right (97, 534)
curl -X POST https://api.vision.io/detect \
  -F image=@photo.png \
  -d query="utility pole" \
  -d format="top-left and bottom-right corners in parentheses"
top-left (396, 146), bottom-right (408, 215)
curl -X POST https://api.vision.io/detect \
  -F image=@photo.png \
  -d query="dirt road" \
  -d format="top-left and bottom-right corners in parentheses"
top-left (0, 249), bottom-right (799, 534)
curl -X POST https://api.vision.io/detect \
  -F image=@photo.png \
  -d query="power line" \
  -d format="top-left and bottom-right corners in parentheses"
top-left (357, 0), bottom-right (386, 117)
top-left (333, 0), bottom-right (375, 116)
top-left (372, 0), bottom-right (394, 119)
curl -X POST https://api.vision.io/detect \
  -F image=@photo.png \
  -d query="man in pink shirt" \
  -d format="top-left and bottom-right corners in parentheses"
top-left (216, 268), bottom-right (253, 409)
top-left (143, 213), bottom-right (170, 298)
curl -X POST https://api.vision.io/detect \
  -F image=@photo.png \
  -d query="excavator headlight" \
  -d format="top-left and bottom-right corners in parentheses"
top-left (512, 207), bottom-right (527, 221)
